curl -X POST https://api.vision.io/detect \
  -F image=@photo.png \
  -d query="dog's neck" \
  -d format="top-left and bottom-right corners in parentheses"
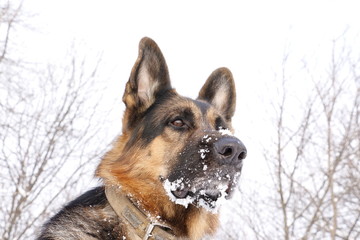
top-left (105, 186), bottom-right (176, 240)
top-left (105, 185), bottom-right (219, 240)
top-left (98, 136), bottom-right (219, 239)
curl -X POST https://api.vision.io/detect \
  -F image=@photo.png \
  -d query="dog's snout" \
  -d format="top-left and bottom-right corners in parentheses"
top-left (214, 138), bottom-right (247, 166)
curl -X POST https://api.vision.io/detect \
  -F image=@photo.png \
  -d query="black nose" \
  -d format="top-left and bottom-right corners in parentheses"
top-left (214, 137), bottom-right (247, 167)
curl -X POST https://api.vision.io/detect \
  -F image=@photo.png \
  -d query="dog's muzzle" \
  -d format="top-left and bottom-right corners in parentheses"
top-left (164, 133), bottom-right (247, 212)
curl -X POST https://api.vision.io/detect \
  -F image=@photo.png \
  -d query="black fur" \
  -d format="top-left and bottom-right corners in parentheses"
top-left (63, 187), bottom-right (106, 209)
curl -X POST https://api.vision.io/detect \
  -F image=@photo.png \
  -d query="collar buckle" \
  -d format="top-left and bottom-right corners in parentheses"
top-left (143, 222), bottom-right (155, 240)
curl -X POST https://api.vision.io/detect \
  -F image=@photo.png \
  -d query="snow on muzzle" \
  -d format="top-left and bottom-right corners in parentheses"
top-left (163, 171), bottom-right (241, 213)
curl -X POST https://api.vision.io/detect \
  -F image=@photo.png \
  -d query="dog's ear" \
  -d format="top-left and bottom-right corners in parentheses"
top-left (123, 37), bottom-right (172, 113)
top-left (198, 67), bottom-right (236, 121)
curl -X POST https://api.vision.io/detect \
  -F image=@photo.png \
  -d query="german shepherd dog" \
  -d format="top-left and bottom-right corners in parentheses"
top-left (38, 37), bottom-right (246, 240)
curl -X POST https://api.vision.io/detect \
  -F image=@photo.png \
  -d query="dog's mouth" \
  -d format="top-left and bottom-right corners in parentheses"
top-left (163, 177), bottom-right (238, 213)
top-left (171, 181), bottom-right (233, 200)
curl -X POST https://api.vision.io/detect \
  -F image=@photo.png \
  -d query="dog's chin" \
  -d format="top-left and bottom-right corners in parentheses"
top-left (165, 178), bottom-right (237, 212)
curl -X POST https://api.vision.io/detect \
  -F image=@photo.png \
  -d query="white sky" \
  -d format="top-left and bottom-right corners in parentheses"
top-left (16, 0), bottom-right (360, 231)
top-left (22, 1), bottom-right (360, 120)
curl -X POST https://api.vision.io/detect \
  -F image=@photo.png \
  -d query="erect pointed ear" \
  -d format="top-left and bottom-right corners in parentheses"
top-left (123, 37), bottom-right (172, 112)
top-left (197, 67), bottom-right (236, 121)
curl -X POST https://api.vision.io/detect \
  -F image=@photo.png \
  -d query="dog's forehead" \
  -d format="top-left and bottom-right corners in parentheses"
top-left (172, 96), bottom-right (215, 119)
top-left (192, 99), bottom-right (210, 115)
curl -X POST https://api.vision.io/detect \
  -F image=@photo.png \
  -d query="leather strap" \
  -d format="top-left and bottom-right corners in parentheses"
top-left (105, 186), bottom-right (176, 240)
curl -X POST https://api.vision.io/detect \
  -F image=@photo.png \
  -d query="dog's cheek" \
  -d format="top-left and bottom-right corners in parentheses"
top-left (145, 135), bottom-right (185, 180)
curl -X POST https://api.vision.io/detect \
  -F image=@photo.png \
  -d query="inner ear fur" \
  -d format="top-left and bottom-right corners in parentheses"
top-left (197, 67), bottom-right (236, 121)
top-left (122, 37), bottom-right (172, 112)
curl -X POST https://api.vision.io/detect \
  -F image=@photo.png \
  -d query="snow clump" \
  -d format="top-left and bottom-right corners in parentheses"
top-left (198, 183), bottom-right (228, 213)
top-left (163, 179), bottom-right (194, 208)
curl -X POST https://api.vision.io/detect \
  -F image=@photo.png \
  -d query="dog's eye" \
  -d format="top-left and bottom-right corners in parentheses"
top-left (170, 119), bottom-right (185, 128)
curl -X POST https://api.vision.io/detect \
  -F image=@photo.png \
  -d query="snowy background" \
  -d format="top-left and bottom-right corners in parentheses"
top-left (1, 0), bottom-right (360, 239)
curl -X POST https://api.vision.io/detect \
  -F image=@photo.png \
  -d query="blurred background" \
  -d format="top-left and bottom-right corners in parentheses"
top-left (1, 0), bottom-right (359, 239)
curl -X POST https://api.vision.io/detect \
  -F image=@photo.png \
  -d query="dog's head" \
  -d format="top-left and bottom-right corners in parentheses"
top-left (97, 37), bottom-right (246, 214)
